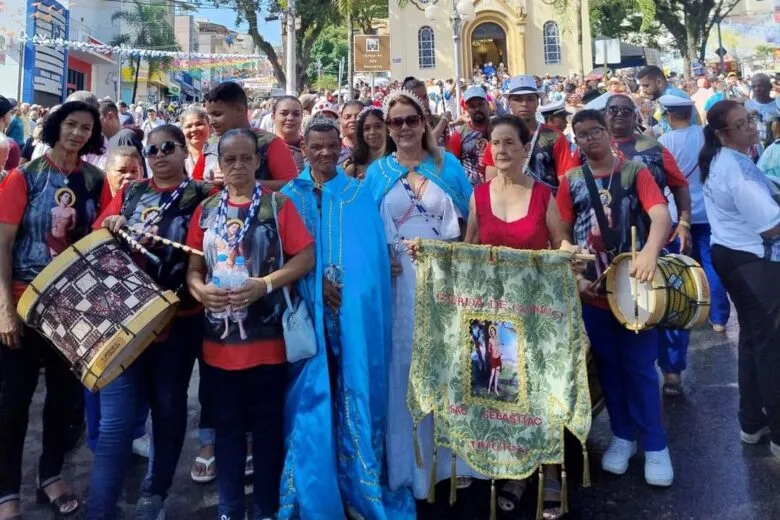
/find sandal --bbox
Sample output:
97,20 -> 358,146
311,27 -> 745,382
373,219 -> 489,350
36,485 -> 80,517
497,479 -> 528,512
455,476 -> 473,489
541,477 -> 563,520
190,456 -> 216,483
663,382 -> 683,396
245,454 -> 254,477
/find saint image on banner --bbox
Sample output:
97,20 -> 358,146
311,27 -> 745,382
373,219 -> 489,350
48,187 -> 76,257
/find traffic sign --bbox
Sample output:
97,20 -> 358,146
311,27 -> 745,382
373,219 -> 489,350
715,47 -> 728,57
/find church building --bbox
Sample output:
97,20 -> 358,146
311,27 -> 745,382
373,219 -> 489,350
388,0 -> 593,80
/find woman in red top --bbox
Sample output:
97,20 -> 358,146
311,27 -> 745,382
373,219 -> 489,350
465,115 -> 566,251
464,114 -> 569,520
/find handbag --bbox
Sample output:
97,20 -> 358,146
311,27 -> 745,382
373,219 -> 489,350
271,193 -> 318,363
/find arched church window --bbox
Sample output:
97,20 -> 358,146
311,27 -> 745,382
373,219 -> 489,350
418,26 -> 436,69
543,21 -> 561,65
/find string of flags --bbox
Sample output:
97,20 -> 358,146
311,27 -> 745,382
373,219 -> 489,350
18,33 -> 264,60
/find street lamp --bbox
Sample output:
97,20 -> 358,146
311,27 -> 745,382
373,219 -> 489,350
425,0 -> 475,117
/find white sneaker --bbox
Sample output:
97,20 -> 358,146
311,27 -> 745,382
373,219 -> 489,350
741,426 -> 770,444
644,447 -> 674,487
601,437 -> 637,475
133,433 -> 151,459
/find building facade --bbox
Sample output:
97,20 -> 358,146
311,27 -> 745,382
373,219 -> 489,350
388,0 -> 592,80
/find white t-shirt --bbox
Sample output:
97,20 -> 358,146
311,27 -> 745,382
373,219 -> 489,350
659,125 -> 707,224
703,147 -> 780,259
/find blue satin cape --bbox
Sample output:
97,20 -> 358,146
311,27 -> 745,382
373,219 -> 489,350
363,151 -> 473,215
280,168 -> 415,519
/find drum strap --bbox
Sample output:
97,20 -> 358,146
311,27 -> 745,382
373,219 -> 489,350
581,163 -> 618,253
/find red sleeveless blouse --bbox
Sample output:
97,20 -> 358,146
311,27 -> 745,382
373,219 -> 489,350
475,180 -> 552,250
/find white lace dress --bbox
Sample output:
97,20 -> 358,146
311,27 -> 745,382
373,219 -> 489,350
381,179 -> 485,499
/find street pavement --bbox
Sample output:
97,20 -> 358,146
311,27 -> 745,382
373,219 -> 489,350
15,310 -> 780,520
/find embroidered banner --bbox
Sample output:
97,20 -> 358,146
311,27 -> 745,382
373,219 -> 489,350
409,240 -> 592,480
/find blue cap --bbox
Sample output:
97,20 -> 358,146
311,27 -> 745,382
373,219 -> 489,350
235,256 -> 245,266
463,85 -> 487,102
217,252 -> 228,261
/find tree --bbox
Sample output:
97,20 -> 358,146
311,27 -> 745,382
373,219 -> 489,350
331,0 -> 387,98
307,25 -> 348,81
110,1 -> 180,104
636,0 -> 741,73
589,0 -> 662,48
218,0 -> 340,92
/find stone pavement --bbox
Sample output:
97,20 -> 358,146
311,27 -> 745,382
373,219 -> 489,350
15,311 -> 780,520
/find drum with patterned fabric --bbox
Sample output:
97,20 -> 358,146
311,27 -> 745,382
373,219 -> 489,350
17,229 -> 180,391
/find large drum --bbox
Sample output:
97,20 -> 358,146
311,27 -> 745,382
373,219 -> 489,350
17,229 -> 180,391
606,253 -> 710,332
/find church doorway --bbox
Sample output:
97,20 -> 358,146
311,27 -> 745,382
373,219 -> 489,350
470,22 -> 508,76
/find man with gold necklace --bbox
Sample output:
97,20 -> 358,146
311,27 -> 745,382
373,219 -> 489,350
279,116 -> 415,519
556,109 -> 675,488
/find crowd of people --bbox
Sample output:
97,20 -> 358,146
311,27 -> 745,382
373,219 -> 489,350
0,61 -> 777,520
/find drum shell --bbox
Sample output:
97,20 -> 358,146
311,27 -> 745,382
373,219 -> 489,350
17,229 -> 180,391
606,253 -> 710,332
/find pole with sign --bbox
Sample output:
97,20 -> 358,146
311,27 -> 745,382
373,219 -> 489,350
354,35 -> 391,74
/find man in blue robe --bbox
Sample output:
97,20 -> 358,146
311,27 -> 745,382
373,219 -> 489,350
279,117 -> 415,519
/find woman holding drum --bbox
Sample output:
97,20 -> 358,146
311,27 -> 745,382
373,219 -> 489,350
86,124 -> 217,520
185,128 -> 314,520
699,100 -> 780,457
0,100 -> 106,519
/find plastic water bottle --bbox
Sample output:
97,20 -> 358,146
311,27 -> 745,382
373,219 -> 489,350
209,252 -> 230,319
229,256 -> 250,322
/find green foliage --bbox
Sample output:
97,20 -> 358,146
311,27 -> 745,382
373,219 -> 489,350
110,0 -> 179,103
307,25 -> 348,80
312,75 -> 339,91
589,0 -> 661,48
755,44 -> 777,59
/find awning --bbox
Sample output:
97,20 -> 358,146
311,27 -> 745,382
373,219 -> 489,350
69,48 -> 115,66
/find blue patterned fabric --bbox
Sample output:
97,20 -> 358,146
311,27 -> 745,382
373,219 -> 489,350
280,167 -> 415,519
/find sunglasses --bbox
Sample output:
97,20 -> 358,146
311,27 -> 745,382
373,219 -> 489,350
142,141 -> 182,158
386,115 -> 422,130
607,106 -> 635,117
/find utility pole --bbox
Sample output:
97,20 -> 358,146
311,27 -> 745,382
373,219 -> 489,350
285,0 -> 296,95
450,0 -> 462,117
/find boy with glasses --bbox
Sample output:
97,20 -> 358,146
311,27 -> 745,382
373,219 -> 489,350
556,109 -> 675,488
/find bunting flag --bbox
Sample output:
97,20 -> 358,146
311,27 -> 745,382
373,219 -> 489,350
16,33 -> 264,60
409,240 -> 592,481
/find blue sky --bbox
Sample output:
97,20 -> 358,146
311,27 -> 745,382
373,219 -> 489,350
196,7 -> 281,46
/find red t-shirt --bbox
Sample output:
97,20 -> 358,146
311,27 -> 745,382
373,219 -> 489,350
265,136 -> 299,182
475,181 -> 552,250
185,190 -> 313,370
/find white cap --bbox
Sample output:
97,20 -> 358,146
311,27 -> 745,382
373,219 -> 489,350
538,99 -> 570,117
584,92 -> 612,111
658,94 -> 694,108
312,99 -> 339,118
507,75 -> 540,96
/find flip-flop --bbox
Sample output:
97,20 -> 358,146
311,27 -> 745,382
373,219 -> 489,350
663,382 -> 683,396
455,477 -> 473,489
245,455 -> 254,477
190,456 -> 216,483
497,479 -> 528,512
542,477 -> 563,520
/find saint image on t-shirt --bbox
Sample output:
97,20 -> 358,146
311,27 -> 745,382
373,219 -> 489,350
48,187 -> 77,257
216,218 -> 245,267
134,206 -> 162,243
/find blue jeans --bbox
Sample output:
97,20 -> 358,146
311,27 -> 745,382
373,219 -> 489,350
206,362 -> 286,520
86,316 -> 199,520
583,304 -> 667,451
84,389 -> 149,452
691,223 -> 730,326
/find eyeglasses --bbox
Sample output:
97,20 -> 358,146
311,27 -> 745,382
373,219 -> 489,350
142,141 -> 182,158
725,114 -> 758,132
574,127 -> 607,142
607,106 -> 635,116
386,115 -> 422,130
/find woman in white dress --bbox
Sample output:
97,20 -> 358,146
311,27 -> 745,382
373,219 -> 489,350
364,90 -> 474,503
